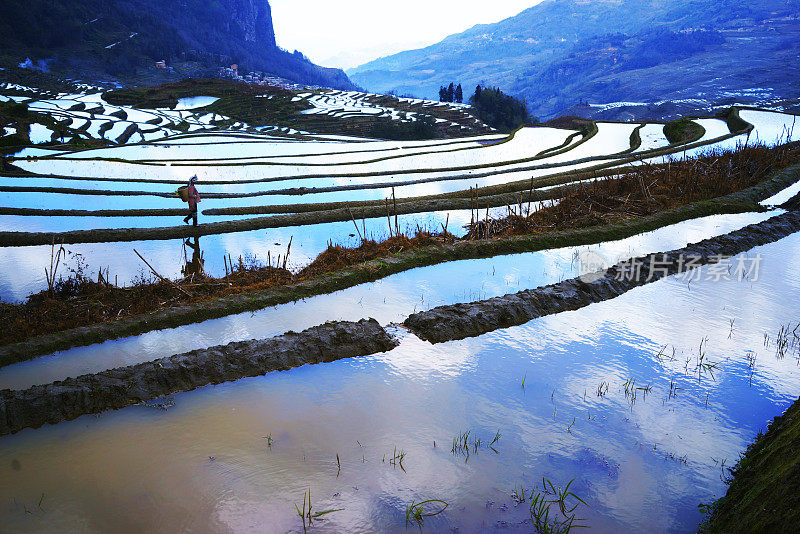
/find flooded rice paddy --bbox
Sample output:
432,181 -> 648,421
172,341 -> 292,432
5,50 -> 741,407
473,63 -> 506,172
0,210 -> 779,389
2,105 -> 799,301
1,231 -> 798,532
3,88 -> 800,532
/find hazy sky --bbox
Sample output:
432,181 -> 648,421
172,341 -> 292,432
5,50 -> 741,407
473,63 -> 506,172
269,1 -> 541,70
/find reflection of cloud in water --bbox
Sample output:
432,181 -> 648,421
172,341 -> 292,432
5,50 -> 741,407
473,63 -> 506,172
524,239 -> 800,479
377,330 -> 480,379
0,206 -> 538,300
0,211 -> 783,390
1,236 -> 799,532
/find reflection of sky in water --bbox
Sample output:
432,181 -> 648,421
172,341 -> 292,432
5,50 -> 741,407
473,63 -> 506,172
635,124 -> 671,152
6,113 -> 795,215
1,231 -> 798,533
0,213 -> 260,232
2,167 -> 574,209
694,118 -> 730,140
648,112 -> 799,164
0,207 -> 775,303
10,124 -> 632,189
0,204 -> 519,302
739,110 -> 800,145
0,211 -> 779,388
59,135 -> 500,162
4,168 -> 796,302
3,93 -> 799,532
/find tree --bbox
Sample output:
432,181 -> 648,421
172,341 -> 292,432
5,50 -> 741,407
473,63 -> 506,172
468,85 -> 530,132
454,84 -> 463,103
447,83 -> 455,102
439,86 -> 447,102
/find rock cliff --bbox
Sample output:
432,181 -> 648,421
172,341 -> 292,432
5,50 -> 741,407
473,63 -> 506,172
0,0 -> 355,90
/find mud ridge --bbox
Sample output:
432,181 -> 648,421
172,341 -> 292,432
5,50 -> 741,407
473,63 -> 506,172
0,319 -> 397,437
404,210 -> 800,343
0,207 -> 188,217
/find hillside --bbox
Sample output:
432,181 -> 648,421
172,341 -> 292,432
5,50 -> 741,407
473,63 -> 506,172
349,0 -> 800,119
0,0 -> 355,90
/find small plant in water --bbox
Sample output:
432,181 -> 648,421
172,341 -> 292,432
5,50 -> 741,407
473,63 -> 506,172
696,353 -> 720,382
490,430 -> 501,448
774,323 -> 800,358
667,379 -> 683,400
506,482 -> 528,505
664,450 -> 689,464
745,350 -> 758,386
295,489 -> 342,533
451,429 -> 501,458
623,377 -> 636,397
404,499 -> 448,532
388,446 -> 406,471
636,384 -> 653,402
528,477 -> 588,533
655,344 -> 677,362
452,430 -> 471,456
44,241 -> 66,296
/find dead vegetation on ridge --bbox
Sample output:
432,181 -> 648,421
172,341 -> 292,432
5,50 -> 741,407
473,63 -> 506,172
467,142 -> 800,239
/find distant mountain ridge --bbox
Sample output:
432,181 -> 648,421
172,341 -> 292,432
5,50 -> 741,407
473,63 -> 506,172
0,0 -> 355,90
350,0 -> 800,119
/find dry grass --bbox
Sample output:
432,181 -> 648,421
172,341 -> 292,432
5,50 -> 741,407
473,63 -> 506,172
0,234 -> 453,345
466,142 -> 800,239
0,260 -> 292,345
297,232 -> 450,278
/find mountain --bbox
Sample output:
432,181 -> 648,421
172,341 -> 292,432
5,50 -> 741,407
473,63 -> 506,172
0,0 -> 355,90
349,0 -> 800,119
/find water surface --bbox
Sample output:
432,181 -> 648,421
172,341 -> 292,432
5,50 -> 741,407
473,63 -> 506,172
1,233 -> 798,532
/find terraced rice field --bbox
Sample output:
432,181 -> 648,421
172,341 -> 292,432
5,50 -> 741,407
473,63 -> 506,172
2,86 -> 800,532
1,90 -> 798,300
299,89 -> 478,128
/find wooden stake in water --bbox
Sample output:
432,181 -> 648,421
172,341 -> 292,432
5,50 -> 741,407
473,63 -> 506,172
348,208 -> 363,241
385,198 -> 393,238
283,236 -> 293,270
134,249 -> 192,297
392,187 -> 399,237
527,177 -> 534,216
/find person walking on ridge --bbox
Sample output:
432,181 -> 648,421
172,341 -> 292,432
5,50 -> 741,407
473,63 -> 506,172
183,175 -> 201,226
